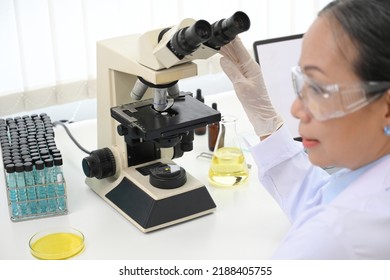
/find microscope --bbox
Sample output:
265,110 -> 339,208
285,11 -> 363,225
82,11 -> 250,232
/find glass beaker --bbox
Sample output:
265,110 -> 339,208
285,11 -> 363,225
208,115 -> 249,187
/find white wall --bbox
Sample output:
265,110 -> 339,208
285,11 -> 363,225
0,0 -> 332,121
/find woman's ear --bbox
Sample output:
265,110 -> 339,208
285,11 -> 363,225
385,90 -> 390,125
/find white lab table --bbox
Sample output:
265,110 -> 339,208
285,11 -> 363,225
0,91 -> 290,260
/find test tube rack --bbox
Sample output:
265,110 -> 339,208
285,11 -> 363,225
1,114 -> 68,222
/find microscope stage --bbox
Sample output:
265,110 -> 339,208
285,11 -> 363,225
111,94 -> 220,141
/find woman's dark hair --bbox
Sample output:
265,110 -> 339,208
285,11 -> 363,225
319,0 -> 390,81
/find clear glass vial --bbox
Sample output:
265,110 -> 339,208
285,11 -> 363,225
34,160 -> 48,213
208,115 -> 249,187
15,162 -> 29,215
44,158 -> 58,212
54,157 -> 67,211
5,163 -> 19,217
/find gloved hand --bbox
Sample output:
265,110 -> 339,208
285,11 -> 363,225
220,36 -> 284,138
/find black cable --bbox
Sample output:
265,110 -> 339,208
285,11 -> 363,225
52,121 -> 91,155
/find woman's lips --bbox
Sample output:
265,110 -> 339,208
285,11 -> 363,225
302,138 -> 320,148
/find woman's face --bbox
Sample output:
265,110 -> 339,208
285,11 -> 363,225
291,15 -> 390,169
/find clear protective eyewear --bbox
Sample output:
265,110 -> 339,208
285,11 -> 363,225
291,66 -> 390,121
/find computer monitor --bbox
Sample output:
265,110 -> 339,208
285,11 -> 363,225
253,34 -> 303,137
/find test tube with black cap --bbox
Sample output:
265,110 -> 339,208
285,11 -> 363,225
5,164 -> 19,217
15,162 -> 29,216
54,157 -> 66,211
44,158 -> 58,212
34,160 -> 48,213
24,162 -> 38,215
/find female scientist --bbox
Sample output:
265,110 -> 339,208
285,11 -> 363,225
220,0 -> 390,259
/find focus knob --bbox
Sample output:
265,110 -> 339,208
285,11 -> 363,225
82,147 -> 116,179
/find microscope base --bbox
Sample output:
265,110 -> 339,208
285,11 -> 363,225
85,163 -> 216,232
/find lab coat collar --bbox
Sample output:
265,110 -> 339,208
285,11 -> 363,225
331,154 -> 390,207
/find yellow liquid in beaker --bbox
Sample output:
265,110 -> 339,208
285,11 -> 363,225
30,232 -> 85,260
208,147 -> 249,187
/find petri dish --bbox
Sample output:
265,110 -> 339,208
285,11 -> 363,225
29,227 -> 85,260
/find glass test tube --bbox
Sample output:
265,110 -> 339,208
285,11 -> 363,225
24,162 -> 38,215
44,158 -> 58,212
5,164 -> 19,217
15,162 -> 29,216
54,157 -> 66,211
34,160 -> 48,213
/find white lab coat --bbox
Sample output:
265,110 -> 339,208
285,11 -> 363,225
250,125 -> 390,259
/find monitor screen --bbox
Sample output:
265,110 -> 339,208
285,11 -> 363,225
253,34 -> 303,137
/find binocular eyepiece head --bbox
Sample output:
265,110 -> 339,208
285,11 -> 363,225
166,11 -> 251,59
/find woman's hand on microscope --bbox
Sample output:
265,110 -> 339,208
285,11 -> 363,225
220,36 -> 284,138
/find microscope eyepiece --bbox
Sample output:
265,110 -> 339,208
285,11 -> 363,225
205,11 -> 251,49
169,19 -> 212,59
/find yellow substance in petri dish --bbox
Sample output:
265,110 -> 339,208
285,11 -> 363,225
30,232 -> 85,260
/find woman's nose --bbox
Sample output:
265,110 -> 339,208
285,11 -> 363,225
291,98 -> 311,123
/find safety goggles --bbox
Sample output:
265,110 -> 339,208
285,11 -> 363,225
291,66 -> 390,121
